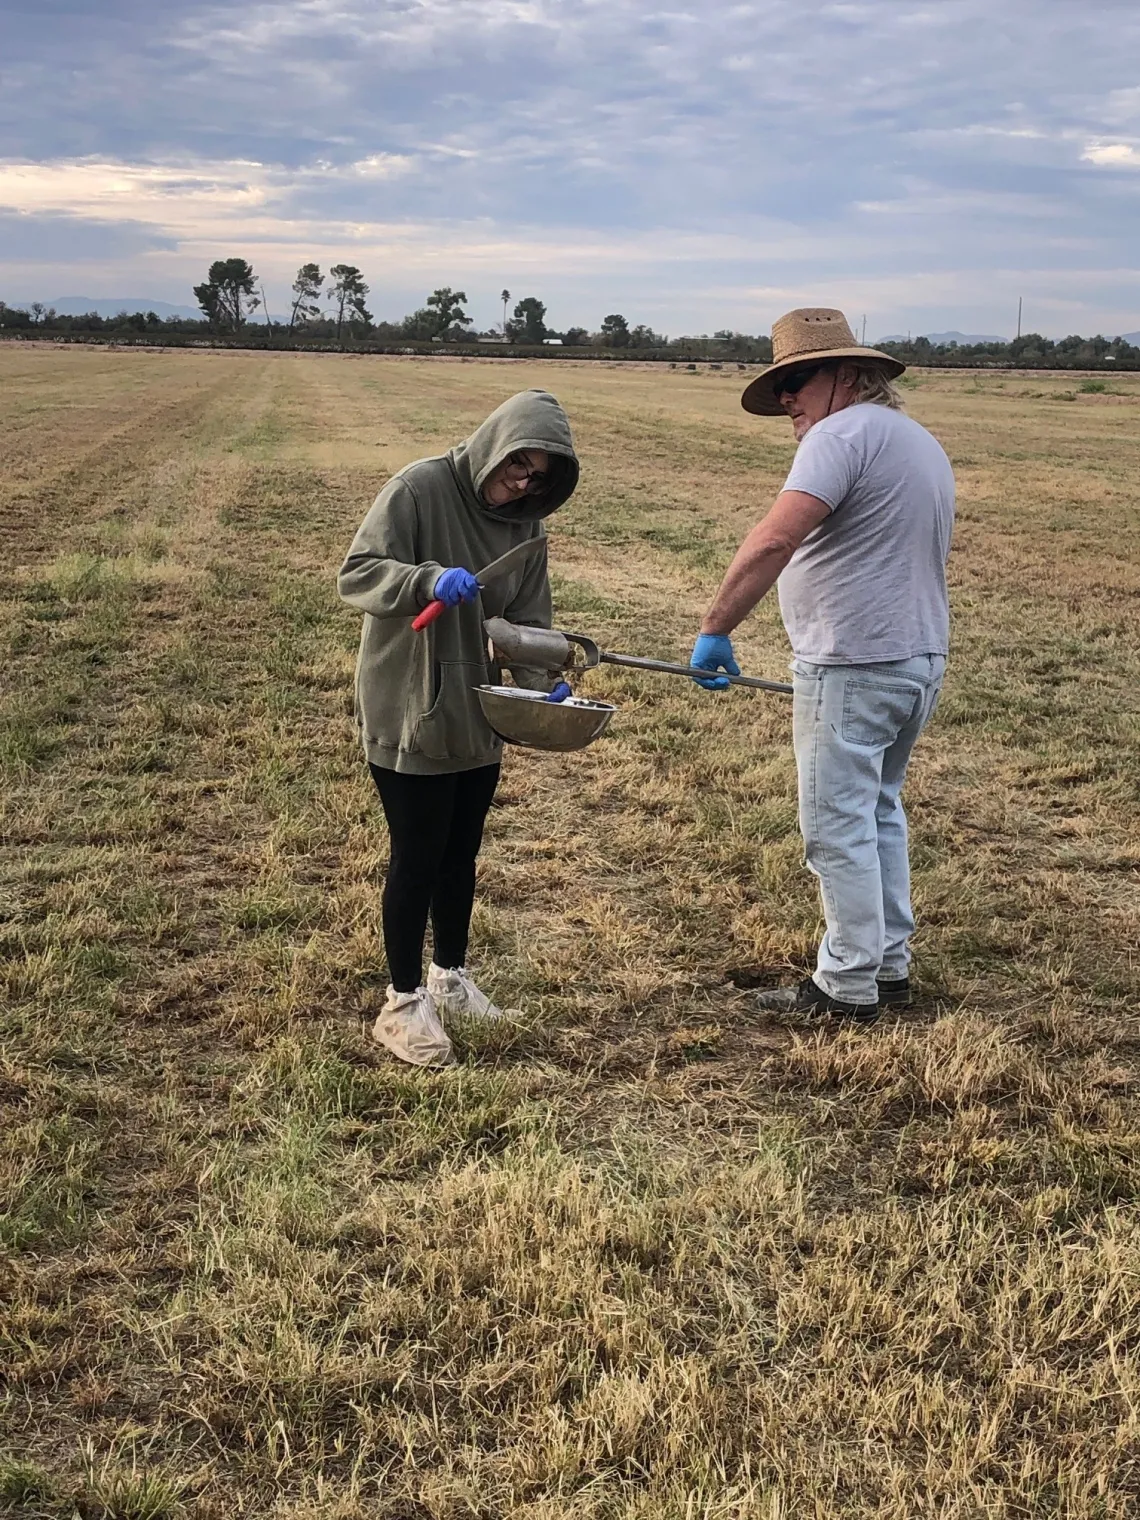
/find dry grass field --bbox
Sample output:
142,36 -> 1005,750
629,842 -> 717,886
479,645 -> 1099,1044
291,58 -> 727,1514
1,345 -> 1139,1519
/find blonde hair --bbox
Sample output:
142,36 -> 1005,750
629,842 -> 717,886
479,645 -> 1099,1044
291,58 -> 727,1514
848,362 -> 905,410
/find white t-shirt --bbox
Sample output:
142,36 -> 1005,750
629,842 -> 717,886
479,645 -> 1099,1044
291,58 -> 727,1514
778,403 -> 955,665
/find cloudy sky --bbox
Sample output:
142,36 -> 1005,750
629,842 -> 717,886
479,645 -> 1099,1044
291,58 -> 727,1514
2,0 -> 1139,337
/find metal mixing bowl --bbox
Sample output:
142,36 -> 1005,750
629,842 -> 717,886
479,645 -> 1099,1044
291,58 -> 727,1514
475,685 -> 616,752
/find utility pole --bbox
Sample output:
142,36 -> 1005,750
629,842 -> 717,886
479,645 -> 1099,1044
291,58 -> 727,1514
861,314 -> 867,345
1016,296 -> 1022,340
260,282 -> 273,330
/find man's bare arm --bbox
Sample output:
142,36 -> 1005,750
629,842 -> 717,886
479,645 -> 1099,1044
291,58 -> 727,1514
700,490 -> 832,636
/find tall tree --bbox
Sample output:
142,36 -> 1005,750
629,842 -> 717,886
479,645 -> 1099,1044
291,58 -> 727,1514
327,265 -> 372,339
0,303 -> 33,329
426,287 -> 471,338
400,307 -> 438,341
288,263 -> 324,329
630,323 -> 665,347
193,258 -> 260,330
500,288 -> 510,334
193,282 -> 221,329
600,313 -> 630,347
508,297 -> 547,345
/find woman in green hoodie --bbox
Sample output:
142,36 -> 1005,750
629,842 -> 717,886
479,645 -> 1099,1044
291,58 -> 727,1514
338,390 -> 579,1066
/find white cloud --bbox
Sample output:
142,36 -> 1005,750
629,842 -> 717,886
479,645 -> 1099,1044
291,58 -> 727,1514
854,185 -> 1070,221
0,153 -> 789,268
0,155 -> 416,229
0,153 -> 825,327
1082,142 -> 1140,166
941,125 -> 1051,141
5,1 -> 1140,334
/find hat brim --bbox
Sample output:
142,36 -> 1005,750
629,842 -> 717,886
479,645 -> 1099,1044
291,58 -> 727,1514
741,348 -> 906,417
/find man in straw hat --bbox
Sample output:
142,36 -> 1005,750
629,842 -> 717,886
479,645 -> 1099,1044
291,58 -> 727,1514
690,308 -> 955,1021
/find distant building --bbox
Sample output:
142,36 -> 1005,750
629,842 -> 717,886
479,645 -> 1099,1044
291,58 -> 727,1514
478,334 -> 509,344
543,338 -> 563,346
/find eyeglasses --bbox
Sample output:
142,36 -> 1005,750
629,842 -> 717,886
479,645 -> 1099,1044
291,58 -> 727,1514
503,452 -> 550,495
775,363 -> 827,398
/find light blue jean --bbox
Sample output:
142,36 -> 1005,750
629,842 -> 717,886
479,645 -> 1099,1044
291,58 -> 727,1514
791,655 -> 946,1004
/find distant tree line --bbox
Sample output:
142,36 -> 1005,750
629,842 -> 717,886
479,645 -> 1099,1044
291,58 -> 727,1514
3,257 -> 1138,369
876,332 -> 1140,370
0,303 -> 185,334
0,256 -> 774,355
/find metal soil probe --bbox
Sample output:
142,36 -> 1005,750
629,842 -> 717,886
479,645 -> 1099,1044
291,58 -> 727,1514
485,618 -> 793,695
477,618 -> 792,752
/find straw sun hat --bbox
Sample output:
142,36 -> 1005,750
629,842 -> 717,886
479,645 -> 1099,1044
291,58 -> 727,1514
741,307 -> 906,416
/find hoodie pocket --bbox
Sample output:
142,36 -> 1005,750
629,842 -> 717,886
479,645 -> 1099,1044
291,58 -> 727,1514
412,661 -> 496,762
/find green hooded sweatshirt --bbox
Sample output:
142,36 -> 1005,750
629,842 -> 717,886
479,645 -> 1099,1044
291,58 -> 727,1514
337,389 -> 579,775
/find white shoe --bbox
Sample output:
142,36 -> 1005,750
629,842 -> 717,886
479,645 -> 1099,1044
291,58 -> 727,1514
427,963 -> 505,1022
371,987 -> 453,1066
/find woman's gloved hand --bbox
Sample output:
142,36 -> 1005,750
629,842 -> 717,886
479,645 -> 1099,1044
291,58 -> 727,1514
545,681 -> 573,704
432,567 -> 480,607
690,632 -> 740,691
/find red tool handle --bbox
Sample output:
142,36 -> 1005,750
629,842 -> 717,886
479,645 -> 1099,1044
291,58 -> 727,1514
412,598 -> 448,632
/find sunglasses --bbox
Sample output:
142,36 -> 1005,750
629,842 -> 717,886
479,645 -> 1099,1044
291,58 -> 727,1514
775,363 -> 828,398
503,452 -> 551,495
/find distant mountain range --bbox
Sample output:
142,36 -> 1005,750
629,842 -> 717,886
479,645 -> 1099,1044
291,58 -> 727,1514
1,295 -> 271,322
879,328 -> 1140,346
2,295 -> 203,320
878,331 -> 1006,345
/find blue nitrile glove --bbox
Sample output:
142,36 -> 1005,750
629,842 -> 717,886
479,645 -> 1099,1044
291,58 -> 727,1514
690,632 -> 740,691
545,681 -> 573,703
432,567 -> 481,607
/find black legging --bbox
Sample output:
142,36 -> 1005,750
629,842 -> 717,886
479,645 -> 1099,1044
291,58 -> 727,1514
370,763 -> 501,993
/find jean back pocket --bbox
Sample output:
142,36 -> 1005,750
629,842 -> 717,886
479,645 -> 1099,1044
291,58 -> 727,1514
841,677 -> 923,747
